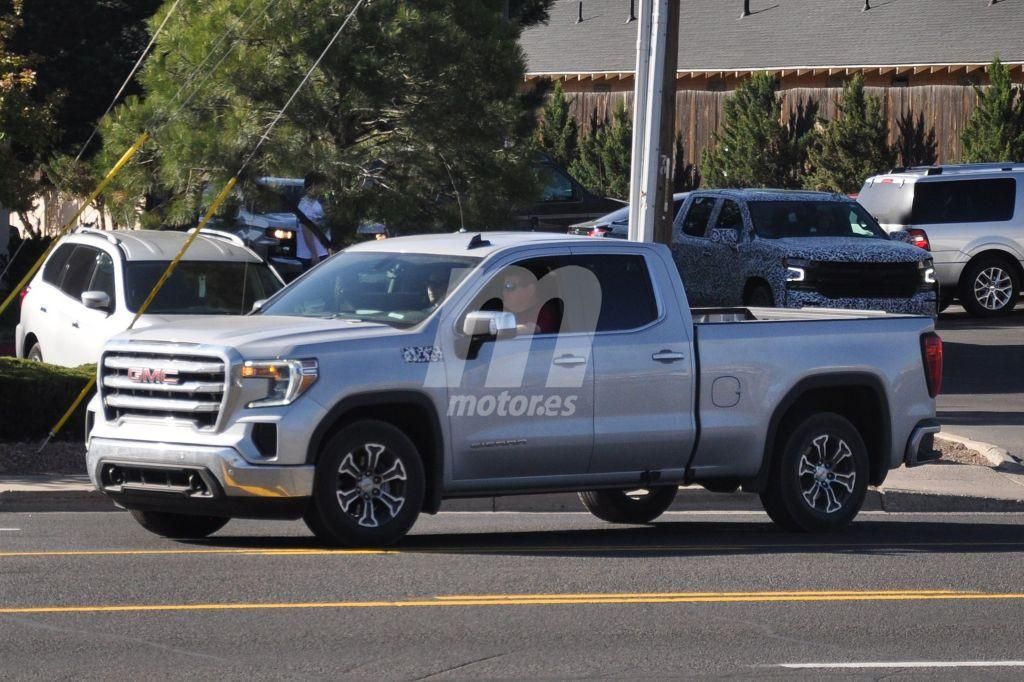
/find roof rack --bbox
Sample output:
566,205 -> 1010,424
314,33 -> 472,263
888,162 -> 1024,176
74,227 -> 121,245
187,228 -> 246,247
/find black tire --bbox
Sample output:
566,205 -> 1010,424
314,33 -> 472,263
129,510 -> 229,539
958,256 -> 1020,317
759,412 -> 869,533
27,342 -> 43,362
937,291 -> 954,314
304,420 -> 425,547
578,486 -> 677,524
744,283 -> 774,307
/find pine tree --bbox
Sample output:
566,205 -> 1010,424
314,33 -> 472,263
701,73 -> 802,189
569,98 -> 632,199
961,58 -> 1024,163
536,80 -> 578,169
97,0 -> 555,235
806,75 -> 896,194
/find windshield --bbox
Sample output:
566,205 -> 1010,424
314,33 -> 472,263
260,252 -> 480,327
126,261 -> 283,315
748,201 -> 889,239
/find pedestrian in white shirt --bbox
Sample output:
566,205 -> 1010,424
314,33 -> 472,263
296,174 -> 329,267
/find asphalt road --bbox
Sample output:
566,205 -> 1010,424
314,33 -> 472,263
3,510 -> 1024,679
937,302 -> 1024,457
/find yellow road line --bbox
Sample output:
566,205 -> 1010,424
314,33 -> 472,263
3,591 -> 1024,615
3,540 -> 1024,559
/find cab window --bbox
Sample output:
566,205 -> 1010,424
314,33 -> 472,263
681,196 -> 716,237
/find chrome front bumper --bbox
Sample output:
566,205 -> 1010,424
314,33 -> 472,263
88,437 -> 315,500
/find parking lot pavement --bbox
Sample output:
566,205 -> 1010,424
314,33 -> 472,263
936,303 -> 1024,459
3,510 -> 1024,678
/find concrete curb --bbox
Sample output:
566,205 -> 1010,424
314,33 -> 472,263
3,485 -> 1023,515
936,432 -> 1022,470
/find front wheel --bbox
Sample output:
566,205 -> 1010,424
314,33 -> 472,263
129,510 -> 229,539
759,412 -> 869,532
578,486 -> 677,524
958,257 -> 1020,317
305,420 -> 425,547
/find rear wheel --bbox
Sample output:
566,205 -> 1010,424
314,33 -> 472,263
958,256 -> 1020,317
759,412 -> 869,532
27,342 -> 42,362
129,510 -> 229,539
305,420 -> 425,547
578,486 -> 677,524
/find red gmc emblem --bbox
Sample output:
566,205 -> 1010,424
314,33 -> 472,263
127,367 -> 180,385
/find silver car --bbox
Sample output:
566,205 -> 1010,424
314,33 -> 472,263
859,164 -> 1024,316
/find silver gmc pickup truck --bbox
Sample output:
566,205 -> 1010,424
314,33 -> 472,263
86,232 -> 943,546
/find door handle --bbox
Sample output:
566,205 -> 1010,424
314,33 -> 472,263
553,354 -> 587,367
652,349 -> 686,363
71,321 -> 80,328
39,306 -> 47,313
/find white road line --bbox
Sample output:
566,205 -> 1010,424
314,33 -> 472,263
781,661 -> 1024,669
0,528 -> 21,532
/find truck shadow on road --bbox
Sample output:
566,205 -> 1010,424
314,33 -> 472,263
187,518 -> 1024,558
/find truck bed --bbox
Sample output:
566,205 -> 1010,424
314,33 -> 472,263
693,306 -> 900,324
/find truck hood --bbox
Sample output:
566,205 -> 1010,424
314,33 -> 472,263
114,315 -> 399,354
768,237 -> 927,263
238,211 -> 299,230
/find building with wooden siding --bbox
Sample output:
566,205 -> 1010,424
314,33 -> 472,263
520,0 -> 1024,166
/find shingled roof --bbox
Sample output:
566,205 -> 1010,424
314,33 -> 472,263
520,0 -> 1024,77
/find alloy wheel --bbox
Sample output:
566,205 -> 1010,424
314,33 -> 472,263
973,266 -> 1014,311
798,434 -> 857,514
335,443 -> 407,528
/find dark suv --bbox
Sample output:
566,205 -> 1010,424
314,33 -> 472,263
671,189 -> 937,315
513,157 -> 624,232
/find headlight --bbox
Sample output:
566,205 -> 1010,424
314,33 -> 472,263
923,266 -> 937,285
242,359 -> 318,408
785,266 -> 806,282
270,228 -> 294,241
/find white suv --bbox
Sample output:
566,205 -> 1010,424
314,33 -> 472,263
859,164 -> 1024,316
16,229 -> 285,367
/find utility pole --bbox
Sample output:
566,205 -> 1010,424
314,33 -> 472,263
628,0 -> 679,245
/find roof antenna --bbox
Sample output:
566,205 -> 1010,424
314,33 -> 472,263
740,0 -> 750,18
627,0 -> 636,22
438,152 -> 466,232
467,233 -> 491,249
576,1 -> 583,23
863,0 -> 870,10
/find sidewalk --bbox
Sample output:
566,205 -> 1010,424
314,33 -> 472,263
3,461 -> 1024,514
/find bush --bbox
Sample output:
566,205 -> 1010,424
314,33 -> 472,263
0,358 -> 95,441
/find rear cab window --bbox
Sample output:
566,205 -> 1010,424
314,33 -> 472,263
41,243 -> 75,287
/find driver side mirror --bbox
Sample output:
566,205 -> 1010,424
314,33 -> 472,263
251,299 -> 267,313
81,291 -> 112,314
709,228 -> 740,248
890,230 -> 913,244
463,311 -> 517,340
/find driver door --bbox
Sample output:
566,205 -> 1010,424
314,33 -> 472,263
439,251 -> 595,486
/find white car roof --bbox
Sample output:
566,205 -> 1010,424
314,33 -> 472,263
71,229 -> 262,263
344,231 -> 615,258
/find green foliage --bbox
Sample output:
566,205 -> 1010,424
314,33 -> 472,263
895,110 -> 937,168
0,1 -> 57,216
805,75 -> 896,194
701,73 -> 803,189
98,0 -> 553,236
6,0 -> 163,160
569,98 -> 632,199
961,58 -> 1024,163
536,80 -> 578,169
0,358 -> 94,441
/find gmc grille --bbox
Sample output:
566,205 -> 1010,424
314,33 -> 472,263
100,351 -> 227,429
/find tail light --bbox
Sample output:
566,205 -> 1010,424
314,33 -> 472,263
19,286 -> 30,305
906,228 -> 930,251
589,227 -> 610,238
921,332 -> 943,398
